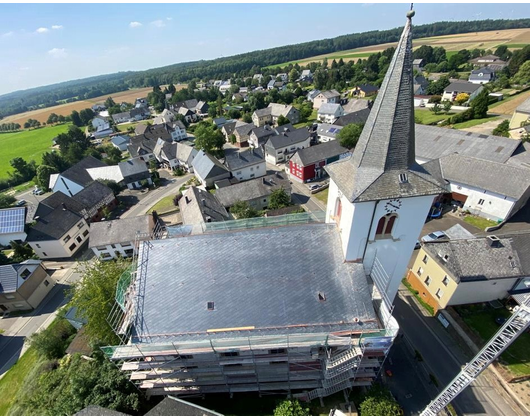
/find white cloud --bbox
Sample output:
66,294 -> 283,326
48,47 -> 67,58
20,67 -> 30,71
166,17 -> 173,21
1,31 -> 14,38
51,25 -> 63,30
129,21 -> 142,28
151,19 -> 166,28
36,27 -> 49,33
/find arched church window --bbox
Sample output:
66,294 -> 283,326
375,214 -> 398,238
385,214 -> 397,234
334,198 -> 342,219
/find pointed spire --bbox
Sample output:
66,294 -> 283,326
326,9 -> 446,203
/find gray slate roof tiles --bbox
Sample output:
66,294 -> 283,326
224,148 -> 265,171
291,141 -> 349,167
89,215 -> 154,248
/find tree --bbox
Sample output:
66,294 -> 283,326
337,123 -> 364,149
70,110 -> 83,127
104,97 -> 116,108
0,193 -> 16,209
431,103 -> 442,115
426,76 -> 450,96
454,93 -> 470,105
28,318 -> 76,359
268,187 -> 291,210
55,125 -> 92,163
97,178 -> 123,195
359,384 -> 402,416
9,157 -> 36,182
230,201 -> 259,219
101,145 -> 122,165
512,61 -> 530,86
273,399 -> 310,416
41,151 -> 69,172
442,101 -> 453,114
68,259 -> 130,345
36,165 -> 56,191
79,108 -> 95,126
242,112 -> 252,123
289,68 -> 300,83
229,134 -> 237,145
276,115 -> 290,126
492,119 -> 510,137
194,123 -> 225,156
10,241 -> 35,263
470,89 -> 489,119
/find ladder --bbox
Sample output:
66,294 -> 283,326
421,294 -> 530,416
324,347 -> 362,378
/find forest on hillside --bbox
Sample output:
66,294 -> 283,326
0,18 -> 529,118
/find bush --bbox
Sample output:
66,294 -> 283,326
172,167 -> 185,176
28,319 -> 76,360
273,399 -> 310,416
428,95 -> 441,104
173,192 -> 183,206
449,108 -> 474,125
359,384 -> 402,416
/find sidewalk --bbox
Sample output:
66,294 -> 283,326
398,284 -> 529,415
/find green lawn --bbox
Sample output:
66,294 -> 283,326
0,125 -> 70,179
414,109 -> 453,125
498,43 -> 529,49
458,306 -> 530,376
463,215 -> 499,230
148,195 -> 178,214
0,347 -> 42,416
452,115 -> 500,129
314,187 -> 329,204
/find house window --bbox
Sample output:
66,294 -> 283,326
435,288 -> 444,299
20,269 -> 31,280
424,276 -> 431,286
96,246 -> 108,251
256,166 -> 260,169
77,222 -> 84,229
42,252 -> 47,257
375,214 -> 398,237
422,255 -> 429,264
83,230 -> 89,237
76,236 -> 82,243
442,276 -> 449,286
63,235 -> 71,243
101,252 -> 111,259
222,351 -> 239,357
250,167 -> 254,171
5,295 -> 15,299
35,244 -> 41,249
478,199 -> 485,205
417,266 -> 424,276
269,349 -> 287,355
44,280 -> 50,287
14,304 -> 25,308
68,243 -> 77,251
236,171 -> 242,175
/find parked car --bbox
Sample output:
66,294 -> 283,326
308,184 -> 321,192
32,189 -> 43,196
421,231 -> 447,242
16,199 -> 26,206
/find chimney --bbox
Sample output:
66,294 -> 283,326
61,203 -> 67,211
201,198 -> 206,206
185,196 -> 190,204
487,235 -> 500,247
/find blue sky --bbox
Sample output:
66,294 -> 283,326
0,3 -> 527,96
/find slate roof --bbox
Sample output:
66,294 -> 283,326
265,127 -> 310,151
326,14 -> 446,203
179,186 -> 230,225
0,261 -> 41,294
319,89 -> 341,99
507,142 -> 530,169
112,111 -> 131,122
118,158 -> 149,177
253,108 -> 272,117
268,103 -> 295,117
215,172 -> 291,208
72,181 -> 114,209
423,153 -> 530,199
334,108 -> 371,127
60,156 -> 108,187
291,141 -> 349,167
132,223 -> 377,344
415,124 -> 520,164
111,135 -> 130,147
318,103 -> 343,115
224,148 -> 265,171
175,142 -> 196,163
26,206 -> 84,242
316,123 -> 342,139
233,122 -> 256,138
356,84 -> 379,94
35,192 -> 84,219
342,99 -> 370,114
146,396 -> 222,416
422,236 -> 524,282
515,98 -> 530,114
251,125 -> 275,141
192,151 -> 230,181
444,81 -> 482,94
89,215 -> 154,248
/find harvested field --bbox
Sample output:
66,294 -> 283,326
489,89 -> 530,115
1,84 -> 186,126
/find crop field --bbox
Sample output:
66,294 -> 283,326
489,89 -> 530,115
0,124 -> 70,178
1,84 -> 186,126
268,28 -> 530,68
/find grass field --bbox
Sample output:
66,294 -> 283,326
452,115 -> 500,130
0,125 -> 70,179
268,28 -> 530,68
1,84 -> 187,126
463,215 -> 499,230
148,195 -> 178,214
314,188 -> 329,204
415,109 -> 454,125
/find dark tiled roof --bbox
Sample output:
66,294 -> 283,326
334,108 -> 371,127
291,141 -> 349,167
146,396 -> 222,416
27,206 -> 83,242
444,81 -> 482,94
36,191 -> 85,219
118,157 -> 149,177
265,127 -> 310,150
192,151 -> 229,181
61,156 -> 107,187
254,108 -> 272,117
89,215 -> 154,248
357,84 -> 379,93
179,186 -> 230,225
72,181 -> 113,209
326,15 -> 446,203
251,125 -> 275,141
224,148 -> 265,171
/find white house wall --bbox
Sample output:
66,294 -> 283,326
29,221 -> 89,259
53,175 -> 84,197
232,163 -> 266,181
92,242 -> 134,260
0,232 -> 27,247
447,278 -> 519,306
450,181 -> 516,221
26,274 -> 56,309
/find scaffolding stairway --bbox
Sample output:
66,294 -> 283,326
324,347 -> 363,378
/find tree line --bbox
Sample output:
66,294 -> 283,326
1,18 -> 528,118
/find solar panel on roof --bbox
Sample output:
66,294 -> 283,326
0,207 -> 25,234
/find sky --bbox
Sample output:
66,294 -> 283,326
0,3 -> 528,96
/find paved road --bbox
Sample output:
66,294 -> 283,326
394,290 -> 518,416
121,174 -> 192,219
289,180 -> 327,213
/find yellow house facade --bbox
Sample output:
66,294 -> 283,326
509,97 -> 530,129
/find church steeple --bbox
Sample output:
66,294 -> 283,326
326,10 -> 445,203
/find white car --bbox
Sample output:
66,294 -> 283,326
308,184 -> 321,192
421,231 -> 447,242
32,188 -> 43,196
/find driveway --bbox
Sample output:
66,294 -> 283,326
456,117 -> 504,135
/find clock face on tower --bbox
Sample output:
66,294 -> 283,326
384,199 -> 402,213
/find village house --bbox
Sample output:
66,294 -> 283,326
221,120 -> 246,142
49,156 -> 109,197
224,148 -> 266,181
92,122 -> 114,139
233,123 -> 256,147
312,89 -> 341,109
307,89 -> 321,102
509,97 -> 530,129
192,150 -> 231,187
175,142 -> 198,173
252,108 -> 273,127
469,54 -> 507,71
179,186 -> 230,227
110,135 -> 130,151
118,158 -> 153,190
91,116 -> 109,130
89,214 -> 156,260
0,260 -> 56,315
351,84 -> 379,98
264,125 -> 311,164
316,123 -> 343,143
412,58 -> 424,72
468,67 -> 495,85
0,207 -> 27,246
442,81 -> 483,102
268,103 -> 300,125
317,103 -> 345,124
298,69 -> 313,82
153,139 -> 179,170
289,141 -> 350,183
248,125 -> 275,148
215,172 -> 291,211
